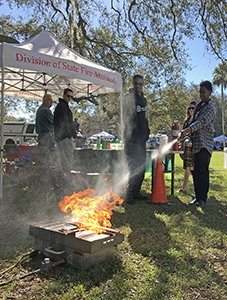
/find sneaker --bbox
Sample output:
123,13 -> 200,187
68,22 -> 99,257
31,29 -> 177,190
189,198 -> 199,205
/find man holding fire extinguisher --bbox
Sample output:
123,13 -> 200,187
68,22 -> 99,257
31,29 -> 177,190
180,81 -> 216,208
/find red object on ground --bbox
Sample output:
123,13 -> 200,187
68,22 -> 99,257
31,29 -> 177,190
107,140 -> 110,149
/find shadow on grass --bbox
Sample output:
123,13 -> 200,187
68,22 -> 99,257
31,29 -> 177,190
186,196 -> 227,234
1,167 -> 226,299
111,195 -> 227,299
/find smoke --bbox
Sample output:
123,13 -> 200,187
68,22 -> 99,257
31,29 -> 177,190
0,169 -> 63,259
91,152 -> 129,198
0,136 -> 179,259
151,139 -> 178,160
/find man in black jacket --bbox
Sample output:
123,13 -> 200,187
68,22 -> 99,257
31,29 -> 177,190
124,75 -> 150,204
54,88 -> 76,175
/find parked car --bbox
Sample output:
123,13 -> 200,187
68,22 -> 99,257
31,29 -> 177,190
0,121 -> 38,146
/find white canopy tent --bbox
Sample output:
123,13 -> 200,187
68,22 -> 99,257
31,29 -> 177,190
0,30 -> 123,198
88,131 -> 115,140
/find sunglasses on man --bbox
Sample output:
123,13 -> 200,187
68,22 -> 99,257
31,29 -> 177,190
67,94 -> 73,99
188,107 -> 195,110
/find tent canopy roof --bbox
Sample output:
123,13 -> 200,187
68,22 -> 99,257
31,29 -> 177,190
88,131 -> 115,140
0,30 -> 122,101
213,135 -> 227,142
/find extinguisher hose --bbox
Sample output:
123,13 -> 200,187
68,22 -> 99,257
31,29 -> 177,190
0,258 -> 65,287
0,268 -> 41,287
0,250 -> 40,280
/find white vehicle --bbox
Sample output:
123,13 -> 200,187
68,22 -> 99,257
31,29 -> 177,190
1,121 -> 38,146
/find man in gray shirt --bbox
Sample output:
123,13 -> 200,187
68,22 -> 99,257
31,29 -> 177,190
36,94 -> 55,150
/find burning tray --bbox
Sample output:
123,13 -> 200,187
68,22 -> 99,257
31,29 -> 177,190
29,221 -> 124,270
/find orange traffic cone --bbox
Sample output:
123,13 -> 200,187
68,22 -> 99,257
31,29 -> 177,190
151,155 -> 168,204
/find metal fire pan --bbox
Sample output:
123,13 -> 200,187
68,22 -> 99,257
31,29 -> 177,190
29,221 -> 124,254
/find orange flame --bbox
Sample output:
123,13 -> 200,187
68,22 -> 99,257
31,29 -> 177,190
59,187 -> 124,234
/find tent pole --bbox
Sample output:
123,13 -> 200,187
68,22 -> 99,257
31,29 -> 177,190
0,47 -> 4,199
120,90 -> 123,142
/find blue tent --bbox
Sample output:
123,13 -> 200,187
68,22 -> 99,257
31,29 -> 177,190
88,131 -> 115,140
213,135 -> 227,142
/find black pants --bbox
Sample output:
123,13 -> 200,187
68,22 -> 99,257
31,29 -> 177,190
125,141 -> 146,195
191,148 -> 211,202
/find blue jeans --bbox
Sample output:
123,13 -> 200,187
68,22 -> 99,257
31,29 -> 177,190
191,148 -> 211,202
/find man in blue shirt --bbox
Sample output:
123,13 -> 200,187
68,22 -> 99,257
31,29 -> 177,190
180,81 -> 216,207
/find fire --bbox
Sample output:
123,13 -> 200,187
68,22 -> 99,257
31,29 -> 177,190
59,187 -> 124,234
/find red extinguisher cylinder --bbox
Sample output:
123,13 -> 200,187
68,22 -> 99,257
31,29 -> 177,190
171,121 -> 180,151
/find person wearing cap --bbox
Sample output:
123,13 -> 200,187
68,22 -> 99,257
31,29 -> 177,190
54,88 -> 76,175
36,93 -> 55,150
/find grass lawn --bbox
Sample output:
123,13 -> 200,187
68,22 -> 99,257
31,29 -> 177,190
0,151 -> 227,299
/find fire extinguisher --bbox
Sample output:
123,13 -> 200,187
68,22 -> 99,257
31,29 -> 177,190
183,138 -> 193,170
171,120 -> 180,151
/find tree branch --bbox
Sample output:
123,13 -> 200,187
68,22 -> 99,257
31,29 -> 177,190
111,0 -> 121,30
73,95 -> 99,106
128,0 -> 147,36
216,3 -> 227,40
47,0 -> 67,20
74,5 -> 121,56
199,1 -> 223,61
169,0 -> 178,61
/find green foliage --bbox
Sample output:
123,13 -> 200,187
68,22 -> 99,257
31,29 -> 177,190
147,82 -> 200,134
213,62 -> 227,137
1,0 -> 227,137
213,62 -> 227,88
